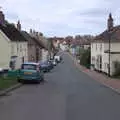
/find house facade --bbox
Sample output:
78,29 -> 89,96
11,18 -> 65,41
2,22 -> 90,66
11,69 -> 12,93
0,11 -> 28,69
0,29 -> 11,70
69,44 -> 76,56
21,30 -> 44,62
59,41 -> 69,51
91,13 -> 120,76
29,30 -> 48,62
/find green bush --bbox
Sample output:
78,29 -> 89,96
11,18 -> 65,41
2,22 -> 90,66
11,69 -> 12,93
80,49 -> 91,68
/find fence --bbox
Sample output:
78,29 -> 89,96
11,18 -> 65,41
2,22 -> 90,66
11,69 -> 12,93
0,70 -> 19,78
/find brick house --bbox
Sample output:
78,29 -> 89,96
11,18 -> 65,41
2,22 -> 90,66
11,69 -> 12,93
21,30 -> 45,62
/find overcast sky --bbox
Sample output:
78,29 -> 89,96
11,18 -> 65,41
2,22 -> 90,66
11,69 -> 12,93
0,0 -> 120,37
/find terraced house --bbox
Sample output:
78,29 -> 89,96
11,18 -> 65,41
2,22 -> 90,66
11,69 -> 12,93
0,28 -> 11,70
29,30 -> 49,62
91,13 -> 120,76
0,10 -> 28,70
21,30 -> 45,62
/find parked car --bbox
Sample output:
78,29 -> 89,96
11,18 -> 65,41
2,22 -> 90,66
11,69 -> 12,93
48,60 -> 54,69
39,61 -> 51,72
54,55 -> 62,63
49,59 -> 57,66
17,62 -> 44,83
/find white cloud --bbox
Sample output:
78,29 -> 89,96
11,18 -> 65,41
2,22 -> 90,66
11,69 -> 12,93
0,0 -> 120,37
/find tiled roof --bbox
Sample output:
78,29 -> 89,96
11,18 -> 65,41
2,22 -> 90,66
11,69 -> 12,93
38,36 -> 48,50
21,31 -> 44,48
0,23 -> 27,42
32,37 -> 45,49
94,25 -> 120,43
70,38 -> 91,45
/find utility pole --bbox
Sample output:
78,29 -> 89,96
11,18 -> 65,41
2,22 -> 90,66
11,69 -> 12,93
108,31 -> 111,77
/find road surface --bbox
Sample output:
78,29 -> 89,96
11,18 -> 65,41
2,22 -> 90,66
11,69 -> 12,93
0,52 -> 120,120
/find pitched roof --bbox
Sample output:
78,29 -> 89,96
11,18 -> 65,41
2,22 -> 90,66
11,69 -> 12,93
38,36 -> 48,50
70,38 -> 91,46
94,25 -> 120,43
21,31 -> 45,48
0,23 -> 27,42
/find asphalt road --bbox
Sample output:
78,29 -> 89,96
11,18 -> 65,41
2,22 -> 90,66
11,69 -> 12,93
0,52 -> 120,120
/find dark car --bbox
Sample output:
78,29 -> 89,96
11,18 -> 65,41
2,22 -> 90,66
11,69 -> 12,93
48,61 -> 54,69
49,59 -> 57,66
39,61 -> 51,72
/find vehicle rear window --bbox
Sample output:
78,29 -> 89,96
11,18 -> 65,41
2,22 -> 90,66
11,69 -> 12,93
21,64 -> 37,70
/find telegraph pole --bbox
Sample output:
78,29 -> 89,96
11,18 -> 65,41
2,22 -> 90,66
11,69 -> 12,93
108,31 -> 111,77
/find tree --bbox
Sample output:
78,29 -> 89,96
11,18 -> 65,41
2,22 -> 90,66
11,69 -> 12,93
80,48 -> 91,68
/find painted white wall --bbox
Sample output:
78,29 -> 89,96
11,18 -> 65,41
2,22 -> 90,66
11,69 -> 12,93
91,42 -> 120,75
83,45 -> 90,50
91,42 -> 108,72
0,30 -> 11,70
60,44 -> 68,51
11,41 -> 28,69
41,49 -> 49,61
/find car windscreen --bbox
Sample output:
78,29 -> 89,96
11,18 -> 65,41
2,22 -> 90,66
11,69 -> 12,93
40,61 -> 48,65
21,64 -> 37,70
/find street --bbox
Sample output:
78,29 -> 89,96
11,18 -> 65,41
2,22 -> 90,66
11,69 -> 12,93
0,52 -> 120,120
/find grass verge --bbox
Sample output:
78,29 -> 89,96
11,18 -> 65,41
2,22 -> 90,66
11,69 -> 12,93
0,76 -> 18,90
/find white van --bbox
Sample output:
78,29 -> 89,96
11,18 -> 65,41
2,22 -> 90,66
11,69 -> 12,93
54,55 -> 61,63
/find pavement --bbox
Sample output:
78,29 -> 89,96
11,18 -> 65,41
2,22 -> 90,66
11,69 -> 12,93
0,52 -> 120,120
68,52 -> 120,93
0,83 -> 22,96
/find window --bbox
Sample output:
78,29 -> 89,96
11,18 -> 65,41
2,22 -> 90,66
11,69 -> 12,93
99,55 -> 102,69
21,64 -> 37,70
92,56 -> 95,63
91,44 -> 93,48
20,44 -> 22,52
104,63 -> 108,69
96,44 -> 97,50
100,43 -> 102,51
11,44 -> 14,54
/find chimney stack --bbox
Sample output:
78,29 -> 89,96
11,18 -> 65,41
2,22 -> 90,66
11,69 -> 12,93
30,29 -> 32,34
39,32 -> 43,36
0,8 -> 5,25
107,13 -> 113,31
17,20 -> 21,31
33,30 -> 36,37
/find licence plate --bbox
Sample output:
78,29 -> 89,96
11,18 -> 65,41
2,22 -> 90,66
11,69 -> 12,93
24,72 -> 32,75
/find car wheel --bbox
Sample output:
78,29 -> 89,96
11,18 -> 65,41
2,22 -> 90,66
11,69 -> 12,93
37,80 -> 40,84
42,77 -> 44,81
21,80 -> 24,84
18,79 -> 24,84
17,79 -> 21,83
